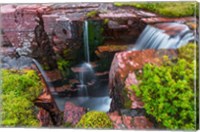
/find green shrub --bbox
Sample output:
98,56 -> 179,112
0,69 -> 43,127
76,111 -> 113,129
115,2 -> 197,17
131,44 -> 197,130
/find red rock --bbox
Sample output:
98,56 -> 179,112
142,17 -> 196,24
153,23 -> 191,36
109,49 -> 177,111
133,116 -> 154,129
99,12 -> 137,19
64,102 -> 87,126
45,69 -> 62,82
122,116 -> 133,129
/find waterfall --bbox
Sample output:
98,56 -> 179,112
83,20 -> 90,62
78,62 -> 95,97
77,20 -> 96,97
32,59 -> 53,89
132,23 -> 194,50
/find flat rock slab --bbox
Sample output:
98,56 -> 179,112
64,102 -> 87,126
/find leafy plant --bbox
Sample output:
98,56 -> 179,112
131,44 -> 197,130
0,69 -> 43,127
76,111 -> 113,129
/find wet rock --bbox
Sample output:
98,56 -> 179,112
109,49 -> 177,111
153,23 -> 192,36
45,70 -> 63,82
108,111 -> 153,129
64,102 -> 87,126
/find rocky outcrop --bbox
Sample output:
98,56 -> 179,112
109,49 -> 178,111
108,111 -> 154,129
63,102 -> 87,126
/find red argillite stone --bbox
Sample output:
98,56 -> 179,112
108,112 -> 154,129
109,49 -> 177,111
133,116 -> 154,129
64,102 -> 87,126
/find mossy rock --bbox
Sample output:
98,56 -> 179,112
115,2 -> 197,17
76,111 -> 113,129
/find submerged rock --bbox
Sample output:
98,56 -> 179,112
63,102 -> 87,126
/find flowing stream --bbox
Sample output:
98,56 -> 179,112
132,23 -> 194,50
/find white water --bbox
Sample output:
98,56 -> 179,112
32,59 -> 53,89
132,23 -> 194,50
78,62 -> 96,97
83,20 -> 90,62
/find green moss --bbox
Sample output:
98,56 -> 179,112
103,19 -> 109,24
115,2 -> 197,17
57,58 -> 72,78
0,69 -> 43,127
76,111 -> 113,129
122,89 -> 132,109
86,11 -> 99,18
130,44 -> 197,130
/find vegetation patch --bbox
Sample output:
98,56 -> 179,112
76,111 -> 113,129
131,43 -> 197,130
86,11 -> 99,18
115,2 -> 198,17
0,69 -> 43,127
57,58 -> 72,78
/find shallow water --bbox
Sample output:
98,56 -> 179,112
55,96 -> 111,112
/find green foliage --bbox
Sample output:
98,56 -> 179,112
131,44 -> 197,130
0,69 -> 43,127
76,111 -> 113,129
86,11 -> 99,18
115,2 -> 197,17
57,58 -> 72,78
122,89 -> 132,109
178,43 -> 197,62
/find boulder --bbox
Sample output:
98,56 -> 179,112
63,102 -> 87,126
109,49 -> 177,111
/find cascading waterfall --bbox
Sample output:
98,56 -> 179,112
78,20 -> 95,97
83,20 -> 90,62
132,23 -> 194,50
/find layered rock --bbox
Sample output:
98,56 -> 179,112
109,49 -> 178,111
